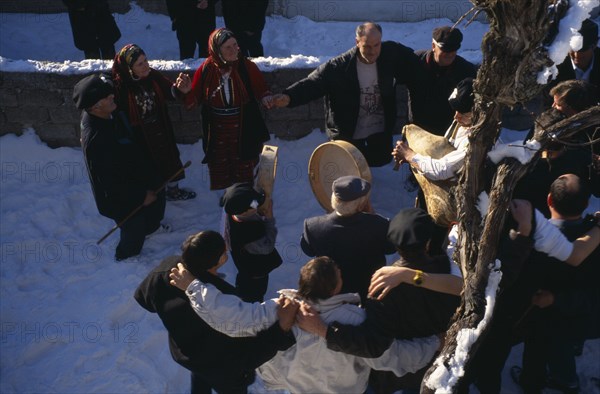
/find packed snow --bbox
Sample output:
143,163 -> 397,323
1,3 -> 599,394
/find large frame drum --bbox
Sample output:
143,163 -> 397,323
308,140 -> 372,212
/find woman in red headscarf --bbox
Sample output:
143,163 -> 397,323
112,44 -> 196,201
176,28 -> 274,190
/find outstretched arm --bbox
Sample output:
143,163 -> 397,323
532,208 -> 600,266
169,263 -> 279,337
368,266 -> 463,300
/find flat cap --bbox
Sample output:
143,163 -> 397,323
387,208 -> 434,250
432,26 -> 463,52
220,182 -> 265,215
579,19 -> 599,50
72,74 -> 113,110
332,176 -> 371,202
448,77 -> 474,114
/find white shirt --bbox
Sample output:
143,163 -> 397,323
354,60 -> 385,140
570,52 -> 595,83
411,123 -> 471,181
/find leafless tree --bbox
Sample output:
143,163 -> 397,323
421,1 -> 600,392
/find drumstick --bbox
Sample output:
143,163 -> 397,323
392,158 -> 404,171
392,133 -> 408,171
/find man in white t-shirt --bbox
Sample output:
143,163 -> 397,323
268,22 -> 427,167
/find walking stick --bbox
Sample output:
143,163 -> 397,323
96,161 -> 192,245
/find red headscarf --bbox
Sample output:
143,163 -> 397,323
201,28 -> 249,106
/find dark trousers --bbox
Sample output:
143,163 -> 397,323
236,31 -> 264,57
191,371 -> 251,394
176,25 -> 213,59
235,272 -> 269,303
83,43 -> 115,60
351,132 -> 393,167
115,191 -> 165,260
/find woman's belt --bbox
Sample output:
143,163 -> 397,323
211,106 -> 241,116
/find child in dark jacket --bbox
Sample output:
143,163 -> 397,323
220,182 -> 283,302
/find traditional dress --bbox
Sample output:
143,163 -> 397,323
112,45 -> 187,188
185,28 -> 271,190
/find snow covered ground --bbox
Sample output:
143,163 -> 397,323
1,4 -> 599,394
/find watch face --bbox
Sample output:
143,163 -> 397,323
413,270 -> 423,285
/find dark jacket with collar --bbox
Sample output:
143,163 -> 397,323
283,41 -> 425,142
324,254 -> 460,359
301,211 -> 396,301
134,256 -> 294,391
410,49 -> 478,136
553,47 -> 600,98
80,110 -> 161,221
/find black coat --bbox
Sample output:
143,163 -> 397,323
301,212 -> 396,301
62,0 -> 121,51
325,254 -> 460,359
165,0 -> 217,35
284,42 -> 426,142
553,47 -> 600,98
513,148 -> 600,218
410,49 -> 478,136
80,111 -> 160,221
134,256 -> 294,391
222,0 -> 268,34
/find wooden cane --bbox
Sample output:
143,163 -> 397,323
96,160 -> 192,245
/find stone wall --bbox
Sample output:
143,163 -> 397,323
0,69 -> 409,148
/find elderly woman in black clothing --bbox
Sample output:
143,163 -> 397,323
112,44 -> 196,201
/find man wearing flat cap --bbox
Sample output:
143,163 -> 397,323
74,73 -> 165,261
552,19 -> 599,96
410,26 -> 478,136
300,175 -> 395,301
220,182 -> 282,302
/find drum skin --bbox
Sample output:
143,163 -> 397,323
308,140 -> 372,212
403,124 -> 457,226
255,145 -> 278,203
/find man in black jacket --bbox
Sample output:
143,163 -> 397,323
74,74 -> 165,260
550,19 -> 599,98
135,230 -> 296,394
410,26 -> 478,136
511,174 -> 600,394
269,22 -> 427,167
300,176 -> 395,302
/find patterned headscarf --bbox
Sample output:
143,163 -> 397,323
208,28 -> 239,68
112,44 -> 146,85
